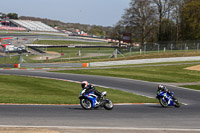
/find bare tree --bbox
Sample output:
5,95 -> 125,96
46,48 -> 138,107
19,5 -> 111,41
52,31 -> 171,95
121,0 -> 156,47
109,21 -> 125,42
152,0 -> 177,41
171,0 -> 184,42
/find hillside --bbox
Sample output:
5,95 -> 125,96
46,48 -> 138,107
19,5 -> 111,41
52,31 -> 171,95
19,16 -> 113,37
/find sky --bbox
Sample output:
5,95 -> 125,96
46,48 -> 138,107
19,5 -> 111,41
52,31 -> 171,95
1,0 -> 130,27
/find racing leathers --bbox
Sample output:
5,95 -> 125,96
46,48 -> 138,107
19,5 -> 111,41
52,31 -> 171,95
82,83 -> 102,98
157,87 -> 176,100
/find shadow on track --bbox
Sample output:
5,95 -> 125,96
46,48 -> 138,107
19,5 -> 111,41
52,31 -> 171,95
66,107 -> 108,111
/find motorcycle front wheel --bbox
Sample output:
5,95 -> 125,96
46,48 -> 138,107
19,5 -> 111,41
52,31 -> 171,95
103,99 -> 114,110
80,98 -> 92,110
159,97 -> 168,108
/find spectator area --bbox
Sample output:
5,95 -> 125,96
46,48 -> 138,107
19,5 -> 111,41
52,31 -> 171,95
11,20 -> 58,32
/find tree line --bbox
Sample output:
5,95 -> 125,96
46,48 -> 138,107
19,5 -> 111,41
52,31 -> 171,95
3,0 -> 200,45
110,0 -> 200,47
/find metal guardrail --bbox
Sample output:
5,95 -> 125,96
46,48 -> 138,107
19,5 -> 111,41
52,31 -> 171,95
0,64 -> 14,68
20,63 -> 84,68
0,63 -> 86,68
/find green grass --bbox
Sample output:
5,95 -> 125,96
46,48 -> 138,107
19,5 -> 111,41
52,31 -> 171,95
181,85 -> 200,90
85,51 -> 200,63
0,75 -> 157,104
23,48 -> 200,63
2,47 -> 200,64
0,56 -> 19,64
101,61 -> 200,67
48,50 -> 200,63
53,64 -> 200,83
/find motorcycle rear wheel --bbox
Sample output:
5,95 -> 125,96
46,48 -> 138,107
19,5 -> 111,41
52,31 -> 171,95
103,99 -> 114,110
80,98 -> 92,110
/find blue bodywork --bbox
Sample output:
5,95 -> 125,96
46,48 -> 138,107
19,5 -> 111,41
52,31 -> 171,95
80,91 -> 97,108
157,91 -> 175,106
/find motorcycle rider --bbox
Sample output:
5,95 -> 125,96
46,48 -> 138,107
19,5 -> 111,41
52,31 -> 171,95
157,84 -> 177,101
81,81 -> 103,101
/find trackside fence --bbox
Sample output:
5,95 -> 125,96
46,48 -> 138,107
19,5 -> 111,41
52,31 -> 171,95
0,40 -> 200,67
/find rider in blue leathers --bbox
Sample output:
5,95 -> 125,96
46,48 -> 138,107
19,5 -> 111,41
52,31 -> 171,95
81,81 -> 102,98
157,85 -> 177,101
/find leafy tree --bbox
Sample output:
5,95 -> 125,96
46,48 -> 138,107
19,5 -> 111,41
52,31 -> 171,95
88,26 -> 106,36
181,0 -> 200,40
109,21 -> 125,41
7,13 -> 18,19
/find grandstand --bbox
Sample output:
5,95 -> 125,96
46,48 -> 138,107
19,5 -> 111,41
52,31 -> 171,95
11,20 -> 58,32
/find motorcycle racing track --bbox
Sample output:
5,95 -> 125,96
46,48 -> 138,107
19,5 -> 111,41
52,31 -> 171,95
0,70 -> 200,131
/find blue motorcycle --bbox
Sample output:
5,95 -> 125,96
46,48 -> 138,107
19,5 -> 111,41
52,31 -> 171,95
156,91 -> 180,108
79,89 -> 114,110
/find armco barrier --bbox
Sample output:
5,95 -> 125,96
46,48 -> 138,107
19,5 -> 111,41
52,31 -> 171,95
0,64 -> 14,68
1,63 -> 88,68
20,63 -> 87,68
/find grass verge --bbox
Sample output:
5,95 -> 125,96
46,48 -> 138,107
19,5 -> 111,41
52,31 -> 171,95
53,64 -> 200,83
82,51 -> 200,63
0,75 -> 157,104
180,85 -> 200,91
22,50 -> 200,64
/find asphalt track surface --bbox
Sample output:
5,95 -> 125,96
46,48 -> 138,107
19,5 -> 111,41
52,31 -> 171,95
0,70 -> 200,130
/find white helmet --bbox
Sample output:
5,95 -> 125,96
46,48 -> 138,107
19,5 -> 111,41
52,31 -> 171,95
158,84 -> 164,90
81,81 -> 89,88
